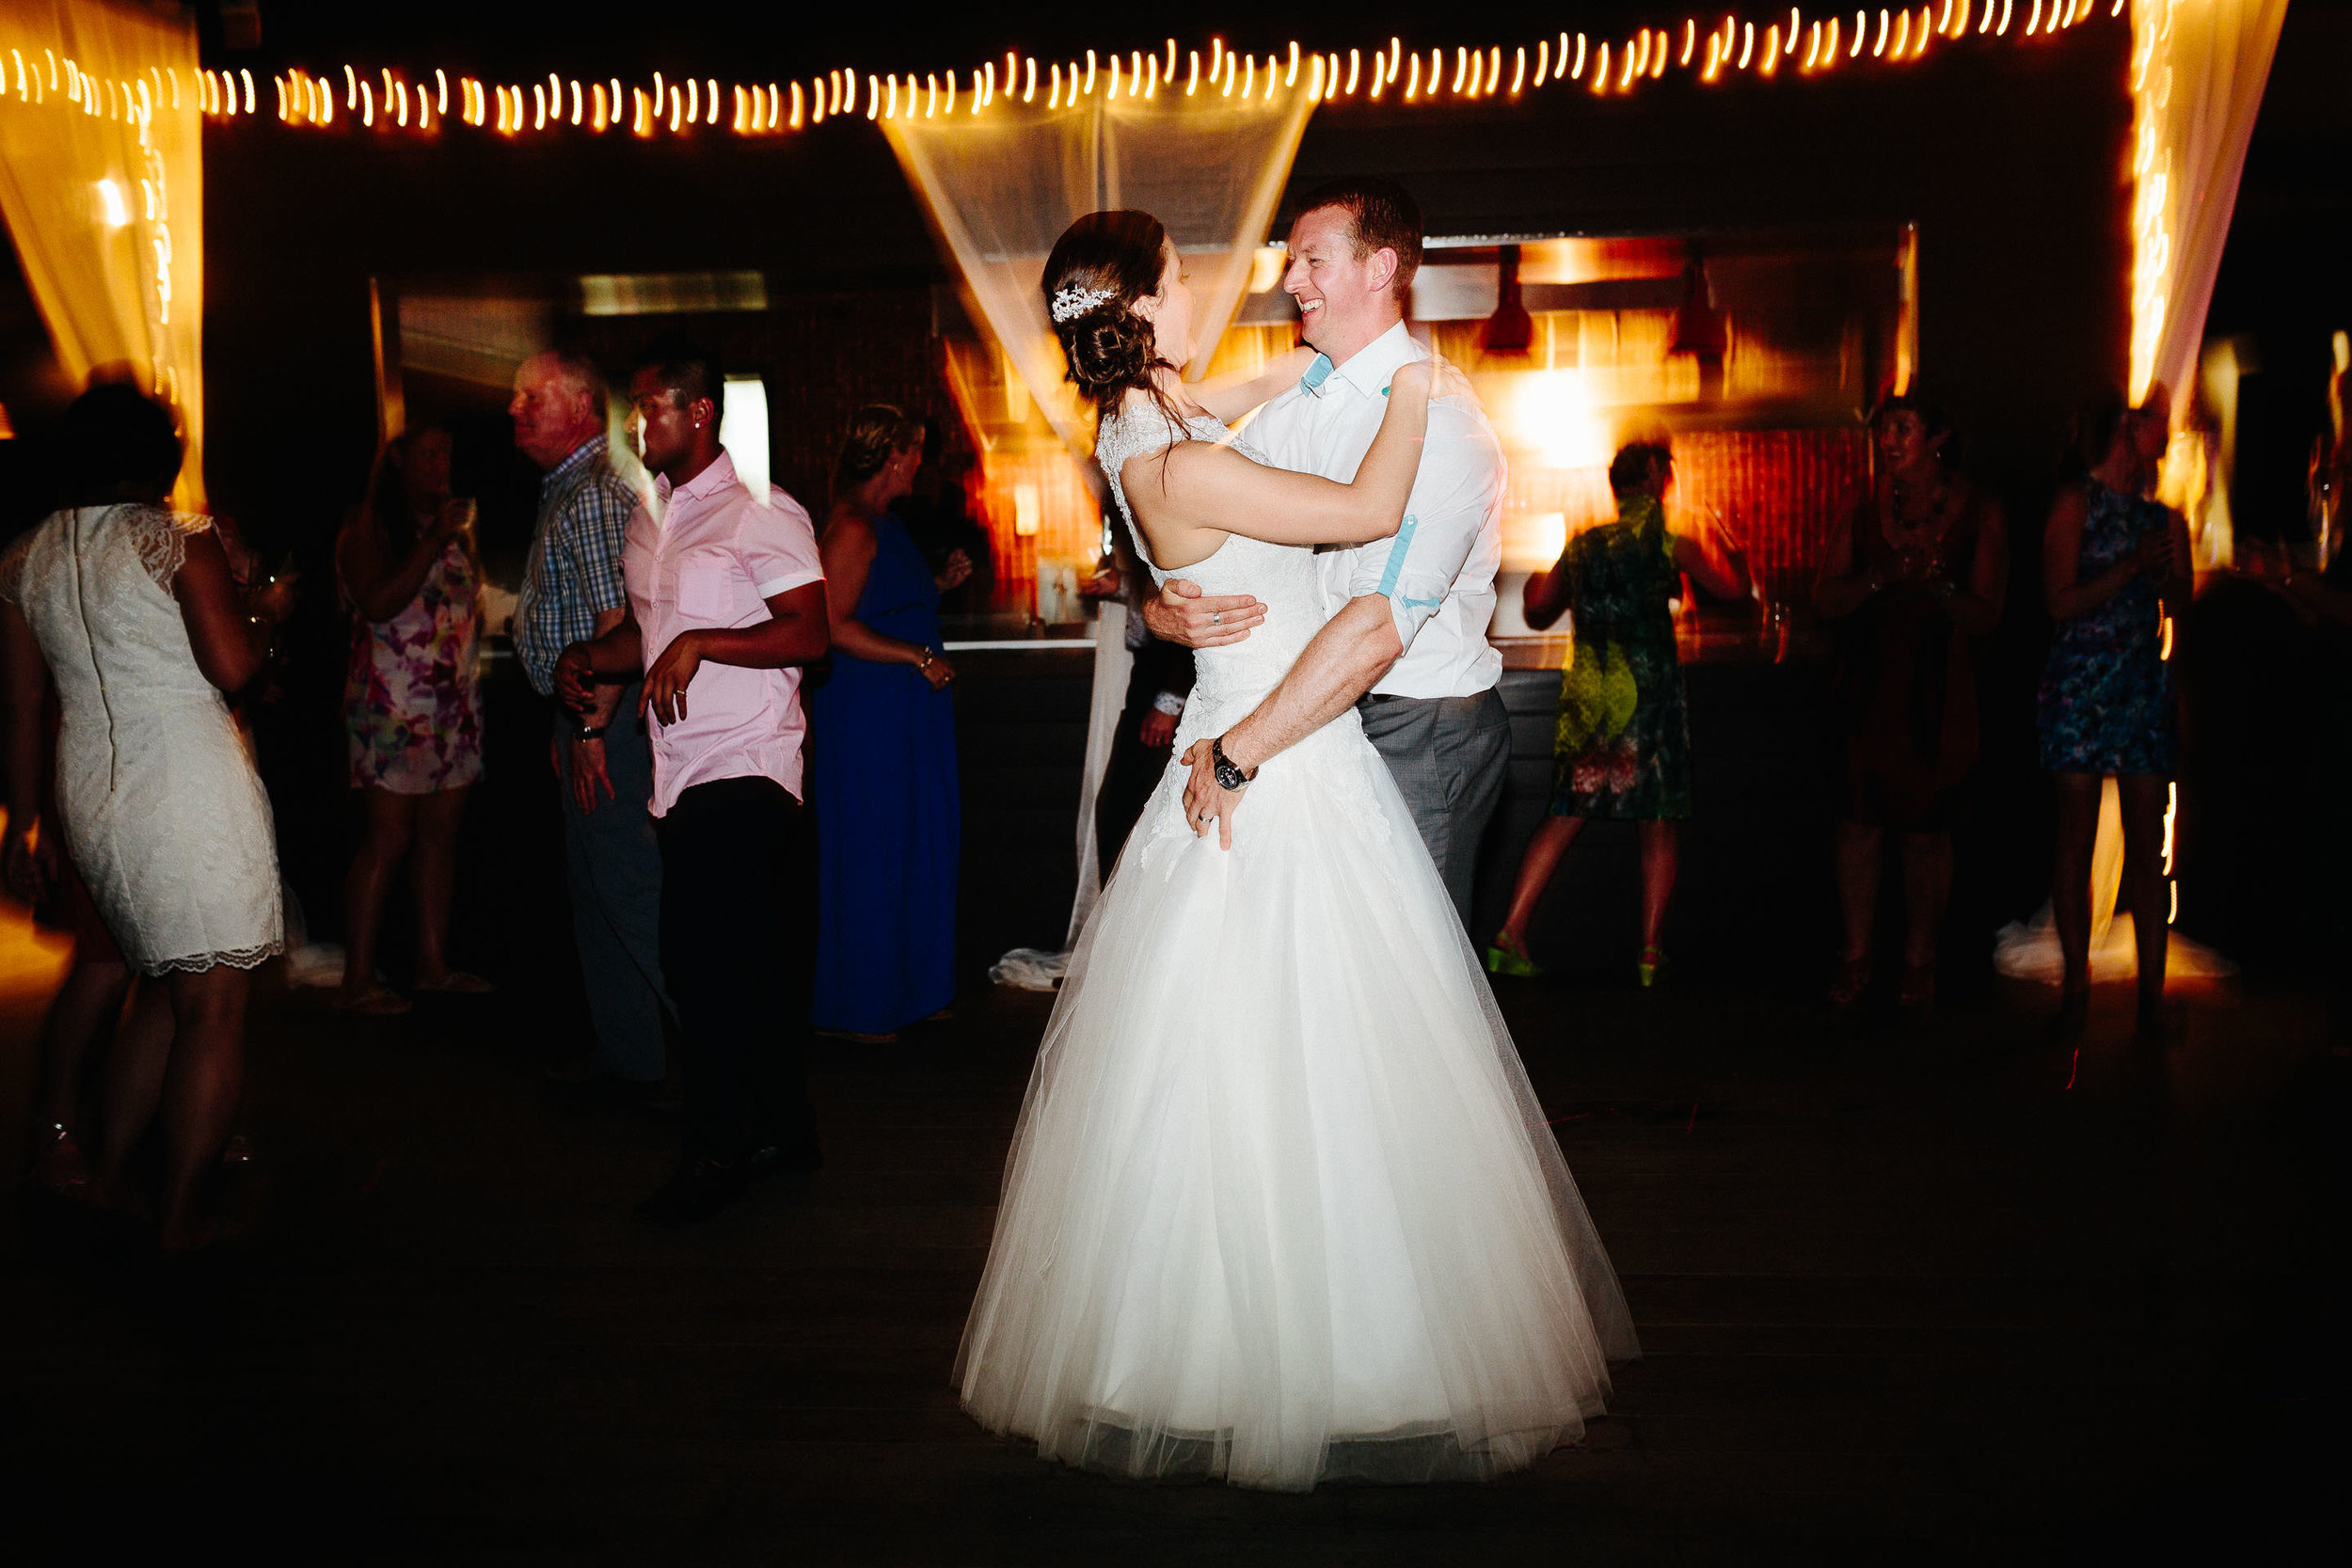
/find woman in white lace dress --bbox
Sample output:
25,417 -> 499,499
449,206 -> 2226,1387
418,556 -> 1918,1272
955,213 -> 1637,1491
0,386 -> 288,1250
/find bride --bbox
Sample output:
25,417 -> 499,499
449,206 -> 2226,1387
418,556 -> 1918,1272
956,210 -> 1639,1492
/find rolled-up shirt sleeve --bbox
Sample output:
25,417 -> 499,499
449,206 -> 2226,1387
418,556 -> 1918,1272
1345,398 -> 1505,650
739,488 -> 826,599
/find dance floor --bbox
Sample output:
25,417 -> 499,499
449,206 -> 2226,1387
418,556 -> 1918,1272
0,961 -> 2340,1561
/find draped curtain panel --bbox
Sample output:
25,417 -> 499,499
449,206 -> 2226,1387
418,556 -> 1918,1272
2128,0 -> 2287,421
884,81 -> 1314,465
0,0 -> 206,507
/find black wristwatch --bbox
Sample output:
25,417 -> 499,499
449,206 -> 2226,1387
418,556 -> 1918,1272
1210,736 -> 1257,791
575,723 -> 608,741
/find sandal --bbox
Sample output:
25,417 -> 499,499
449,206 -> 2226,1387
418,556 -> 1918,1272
1827,956 -> 1872,1008
1897,960 -> 1936,1011
414,971 -> 496,995
334,984 -> 411,1016
1637,945 -> 1668,989
1485,934 -> 1543,979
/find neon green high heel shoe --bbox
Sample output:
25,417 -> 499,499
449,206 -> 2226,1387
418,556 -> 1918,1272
1485,934 -> 1543,979
1637,944 -> 1669,989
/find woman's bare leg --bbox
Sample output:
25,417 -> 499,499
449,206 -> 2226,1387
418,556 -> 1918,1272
341,786 -> 415,998
156,965 -> 247,1251
36,958 -> 131,1128
2051,773 -> 2103,1000
1899,830 -> 1953,971
93,978 -> 174,1211
1495,815 -> 1584,951
2118,775 -> 2171,1020
1637,819 -> 1679,954
1834,820 -> 1883,965
409,784 -> 469,985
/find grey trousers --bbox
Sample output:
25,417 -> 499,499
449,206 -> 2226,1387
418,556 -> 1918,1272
556,687 -> 673,1084
1357,687 -> 1511,930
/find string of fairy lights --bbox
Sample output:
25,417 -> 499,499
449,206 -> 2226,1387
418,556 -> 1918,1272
0,5 -> 2122,145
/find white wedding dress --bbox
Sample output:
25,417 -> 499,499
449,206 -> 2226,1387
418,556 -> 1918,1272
956,407 -> 1638,1491
0,504 -> 282,975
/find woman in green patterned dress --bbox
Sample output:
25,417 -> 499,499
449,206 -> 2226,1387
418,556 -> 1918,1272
1487,442 -> 1749,985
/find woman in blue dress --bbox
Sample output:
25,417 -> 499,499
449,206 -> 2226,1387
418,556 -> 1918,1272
811,407 -> 971,1041
2038,392 -> 2192,1035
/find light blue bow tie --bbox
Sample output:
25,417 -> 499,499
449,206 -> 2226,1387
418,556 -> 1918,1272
1299,353 -> 1333,395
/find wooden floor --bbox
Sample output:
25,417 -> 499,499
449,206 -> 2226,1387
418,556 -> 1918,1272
0,955 -> 2342,1563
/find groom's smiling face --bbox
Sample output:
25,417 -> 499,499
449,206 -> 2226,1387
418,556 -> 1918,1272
1284,205 -> 1402,362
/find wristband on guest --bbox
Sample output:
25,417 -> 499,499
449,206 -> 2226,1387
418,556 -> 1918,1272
915,649 -> 936,672
575,724 -> 607,741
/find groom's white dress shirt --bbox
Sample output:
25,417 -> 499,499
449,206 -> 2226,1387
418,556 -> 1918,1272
1243,321 -> 1506,700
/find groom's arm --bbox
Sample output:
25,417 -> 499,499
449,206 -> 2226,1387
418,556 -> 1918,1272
1181,593 -> 1402,836
1183,403 -> 1504,847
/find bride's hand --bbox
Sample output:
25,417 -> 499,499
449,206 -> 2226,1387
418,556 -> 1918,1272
1388,360 -> 1436,401
1394,355 -> 1473,404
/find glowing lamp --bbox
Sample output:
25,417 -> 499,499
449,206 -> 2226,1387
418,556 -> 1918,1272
1013,483 -> 1042,537
1482,244 -> 1534,355
94,178 -> 130,229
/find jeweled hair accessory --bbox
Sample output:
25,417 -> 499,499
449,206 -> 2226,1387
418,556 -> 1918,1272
1051,285 -> 1116,324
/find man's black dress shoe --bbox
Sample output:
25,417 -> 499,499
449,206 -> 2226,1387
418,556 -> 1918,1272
637,1159 -> 751,1226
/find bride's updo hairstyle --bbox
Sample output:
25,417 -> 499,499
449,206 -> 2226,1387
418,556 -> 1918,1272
1041,210 -> 1179,422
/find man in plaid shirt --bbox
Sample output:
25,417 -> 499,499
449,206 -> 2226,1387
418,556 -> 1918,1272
511,349 -> 672,1093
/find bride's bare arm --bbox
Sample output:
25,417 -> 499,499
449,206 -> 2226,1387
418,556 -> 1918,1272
1123,363 -> 1434,567
1191,346 -> 1319,425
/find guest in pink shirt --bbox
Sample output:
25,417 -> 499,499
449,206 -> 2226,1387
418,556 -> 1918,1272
556,341 -> 829,1224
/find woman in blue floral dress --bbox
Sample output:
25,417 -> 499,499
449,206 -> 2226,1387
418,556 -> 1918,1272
1487,441 -> 1748,985
335,426 -> 489,1013
2038,394 -> 2192,1032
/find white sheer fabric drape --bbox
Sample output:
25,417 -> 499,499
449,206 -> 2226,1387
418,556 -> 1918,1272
0,0 -> 206,506
883,82 -> 1314,461
2128,0 -> 2288,423
887,81 -> 1313,942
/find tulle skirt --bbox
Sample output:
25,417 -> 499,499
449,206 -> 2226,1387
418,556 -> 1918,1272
956,712 -> 1639,1491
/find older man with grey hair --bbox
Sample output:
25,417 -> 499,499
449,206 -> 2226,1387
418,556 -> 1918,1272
511,349 -> 672,1093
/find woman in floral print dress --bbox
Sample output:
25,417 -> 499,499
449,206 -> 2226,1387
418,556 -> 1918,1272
335,426 -> 490,1013
1487,441 -> 1749,986
2038,394 -> 2192,1036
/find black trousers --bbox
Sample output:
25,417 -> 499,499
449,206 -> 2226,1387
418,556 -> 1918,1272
1094,667 -> 1175,877
655,775 -> 818,1164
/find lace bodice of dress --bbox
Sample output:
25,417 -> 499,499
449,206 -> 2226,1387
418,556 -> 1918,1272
1095,405 -> 1332,720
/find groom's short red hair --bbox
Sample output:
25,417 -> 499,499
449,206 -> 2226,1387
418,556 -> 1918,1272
1295,178 -> 1423,307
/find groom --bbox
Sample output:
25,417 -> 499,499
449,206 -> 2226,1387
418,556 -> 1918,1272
1144,177 -> 1509,927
